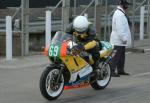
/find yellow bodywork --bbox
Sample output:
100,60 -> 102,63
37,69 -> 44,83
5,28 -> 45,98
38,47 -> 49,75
60,49 -> 112,74
60,56 -> 88,73
100,49 -> 112,58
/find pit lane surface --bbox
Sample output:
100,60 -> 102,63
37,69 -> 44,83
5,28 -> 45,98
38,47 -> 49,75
0,52 -> 150,103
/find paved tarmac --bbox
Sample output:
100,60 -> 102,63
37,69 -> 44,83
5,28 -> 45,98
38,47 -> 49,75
0,47 -> 150,103
0,54 -> 49,69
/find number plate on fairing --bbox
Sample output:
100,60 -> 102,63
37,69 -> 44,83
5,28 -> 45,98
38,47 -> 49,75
48,44 -> 61,57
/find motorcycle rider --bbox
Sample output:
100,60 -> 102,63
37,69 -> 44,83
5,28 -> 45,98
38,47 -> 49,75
65,15 -> 101,69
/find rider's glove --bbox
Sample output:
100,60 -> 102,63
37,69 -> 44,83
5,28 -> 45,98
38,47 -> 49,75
73,44 -> 85,51
72,44 -> 84,55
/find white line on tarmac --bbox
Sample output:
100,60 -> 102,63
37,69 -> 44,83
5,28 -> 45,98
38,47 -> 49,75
126,52 -> 132,54
144,48 -> 150,51
132,72 -> 150,77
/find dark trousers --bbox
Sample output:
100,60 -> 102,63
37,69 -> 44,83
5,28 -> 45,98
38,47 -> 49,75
110,46 -> 126,74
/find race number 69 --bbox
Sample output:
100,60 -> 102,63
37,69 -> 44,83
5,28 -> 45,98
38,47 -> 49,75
49,45 -> 59,57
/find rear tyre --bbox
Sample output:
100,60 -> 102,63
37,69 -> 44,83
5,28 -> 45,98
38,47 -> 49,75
39,66 -> 64,100
90,62 -> 111,90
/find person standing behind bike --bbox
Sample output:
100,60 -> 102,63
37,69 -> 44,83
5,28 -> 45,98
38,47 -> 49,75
110,0 -> 132,77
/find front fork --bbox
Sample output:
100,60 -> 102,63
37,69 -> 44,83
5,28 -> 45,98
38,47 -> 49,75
56,64 -> 65,83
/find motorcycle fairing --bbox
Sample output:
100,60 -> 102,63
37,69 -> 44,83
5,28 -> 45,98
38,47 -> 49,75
65,74 -> 90,86
99,41 -> 114,58
48,41 -> 93,83
60,41 -> 93,83
48,42 -> 68,58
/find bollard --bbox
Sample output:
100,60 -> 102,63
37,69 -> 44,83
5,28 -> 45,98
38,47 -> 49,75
45,10 -> 51,47
6,16 -> 12,60
140,6 -> 145,40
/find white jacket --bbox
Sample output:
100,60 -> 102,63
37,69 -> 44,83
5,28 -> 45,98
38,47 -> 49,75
110,6 -> 131,47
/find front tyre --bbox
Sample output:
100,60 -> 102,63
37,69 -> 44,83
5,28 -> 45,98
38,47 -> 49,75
39,66 -> 64,100
90,62 -> 111,90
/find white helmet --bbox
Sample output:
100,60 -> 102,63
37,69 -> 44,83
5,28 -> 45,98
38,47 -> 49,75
73,16 -> 89,33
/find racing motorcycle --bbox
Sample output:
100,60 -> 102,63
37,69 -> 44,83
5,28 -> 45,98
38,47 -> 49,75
40,31 -> 115,100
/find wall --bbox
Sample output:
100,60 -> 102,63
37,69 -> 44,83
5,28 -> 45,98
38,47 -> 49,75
0,32 -> 21,56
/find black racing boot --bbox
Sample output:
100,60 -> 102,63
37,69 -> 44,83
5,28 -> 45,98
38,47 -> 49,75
91,61 -> 103,80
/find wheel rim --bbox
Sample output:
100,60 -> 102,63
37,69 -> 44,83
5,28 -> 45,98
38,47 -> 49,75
97,63 -> 111,86
45,69 -> 64,97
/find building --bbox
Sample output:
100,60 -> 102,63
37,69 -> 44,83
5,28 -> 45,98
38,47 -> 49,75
0,0 -> 118,9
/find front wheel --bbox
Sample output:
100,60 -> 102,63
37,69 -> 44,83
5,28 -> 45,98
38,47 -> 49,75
39,66 -> 64,100
90,62 -> 111,90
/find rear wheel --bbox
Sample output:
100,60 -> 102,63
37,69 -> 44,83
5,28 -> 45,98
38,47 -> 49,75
90,62 -> 111,90
39,66 -> 64,100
